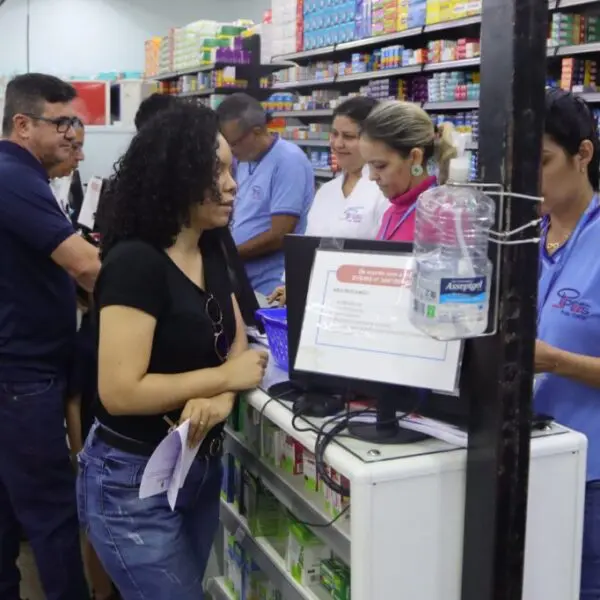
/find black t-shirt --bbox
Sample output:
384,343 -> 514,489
94,229 -> 236,445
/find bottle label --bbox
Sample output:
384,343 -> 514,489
439,277 -> 487,304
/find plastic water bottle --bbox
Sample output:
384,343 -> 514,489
409,157 -> 496,341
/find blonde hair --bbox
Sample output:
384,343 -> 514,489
361,100 -> 457,183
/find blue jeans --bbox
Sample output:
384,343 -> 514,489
0,378 -> 89,600
77,424 -> 223,600
582,481 -> 600,599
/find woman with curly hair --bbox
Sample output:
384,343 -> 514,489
76,103 -> 268,599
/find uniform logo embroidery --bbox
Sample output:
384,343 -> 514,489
342,206 -> 365,224
552,288 -> 591,318
251,185 -> 262,201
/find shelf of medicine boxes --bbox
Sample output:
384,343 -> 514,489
271,39 -> 600,93
177,87 -> 251,98
151,61 -> 287,82
220,385 -> 475,600
219,499 -> 332,600
207,577 -> 234,600
269,0 -> 598,64
270,58 -> 480,91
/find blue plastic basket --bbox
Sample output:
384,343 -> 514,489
255,307 -> 289,371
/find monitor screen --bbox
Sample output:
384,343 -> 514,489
294,247 -> 462,394
284,235 -> 467,423
294,247 -> 462,393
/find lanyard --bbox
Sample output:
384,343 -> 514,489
379,202 -> 417,241
537,194 -> 600,324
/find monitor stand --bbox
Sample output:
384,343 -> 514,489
267,380 -> 344,418
347,387 -> 430,445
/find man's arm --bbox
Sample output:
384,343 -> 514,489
237,214 -> 298,260
51,235 -> 100,292
236,157 -> 312,260
0,174 -> 101,291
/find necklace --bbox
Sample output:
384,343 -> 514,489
545,231 -> 571,254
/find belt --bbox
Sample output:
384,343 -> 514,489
96,424 -> 225,459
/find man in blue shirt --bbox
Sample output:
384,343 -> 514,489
0,74 -> 100,600
217,94 -> 314,296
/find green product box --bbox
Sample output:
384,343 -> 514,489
261,420 -> 279,466
285,519 -> 331,588
279,435 -> 304,476
303,450 -> 318,493
234,459 -> 244,514
320,558 -> 351,600
244,470 -> 288,543
256,580 -> 282,600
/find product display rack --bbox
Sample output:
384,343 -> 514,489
208,577 -> 236,600
264,0 -> 600,181
151,35 -> 283,102
208,363 -> 587,600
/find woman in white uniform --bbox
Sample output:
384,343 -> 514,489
269,97 -> 388,304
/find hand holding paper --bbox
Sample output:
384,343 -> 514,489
139,419 -> 202,510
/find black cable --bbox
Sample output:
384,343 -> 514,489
286,503 -> 350,529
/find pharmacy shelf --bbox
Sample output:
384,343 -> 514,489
337,64 -> 422,83
579,92 -> 600,103
272,59 -> 480,90
423,57 -> 480,72
286,139 -> 331,148
220,500 -> 330,600
225,427 -> 351,565
152,62 -> 287,82
314,168 -> 336,179
153,64 -> 220,80
270,0 -> 598,63
272,77 -> 336,90
207,577 -> 235,600
177,87 -> 255,98
271,15 -> 482,62
423,100 -> 479,110
549,0 -> 599,7
554,41 -> 600,57
271,109 -> 334,118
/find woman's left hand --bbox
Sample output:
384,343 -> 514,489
535,339 -> 561,374
179,395 -> 234,448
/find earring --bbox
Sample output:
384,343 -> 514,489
411,164 -> 424,177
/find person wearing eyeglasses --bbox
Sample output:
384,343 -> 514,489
77,103 -> 268,599
49,121 -> 85,219
0,74 -> 98,600
216,93 -> 314,301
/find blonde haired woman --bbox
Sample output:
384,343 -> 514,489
359,101 -> 457,241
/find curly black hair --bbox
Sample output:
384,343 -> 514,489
101,102 -> 221,256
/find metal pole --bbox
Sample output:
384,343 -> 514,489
460,0 -> 548,598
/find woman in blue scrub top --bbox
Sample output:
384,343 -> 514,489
535,89 -> 600,599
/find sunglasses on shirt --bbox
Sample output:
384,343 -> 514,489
206,295 -> 229,363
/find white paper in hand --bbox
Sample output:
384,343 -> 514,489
166,420 -> 202,510
139,419 -> 203,510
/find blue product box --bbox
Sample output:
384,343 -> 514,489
407,1 -> 426,28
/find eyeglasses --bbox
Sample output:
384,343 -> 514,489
206,294 -> 228,362
23,113 -> 83,134
228,128 -> 254,149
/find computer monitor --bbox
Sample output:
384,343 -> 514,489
281,234 -> 466,443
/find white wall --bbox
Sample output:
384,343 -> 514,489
0,0 -> 270,75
